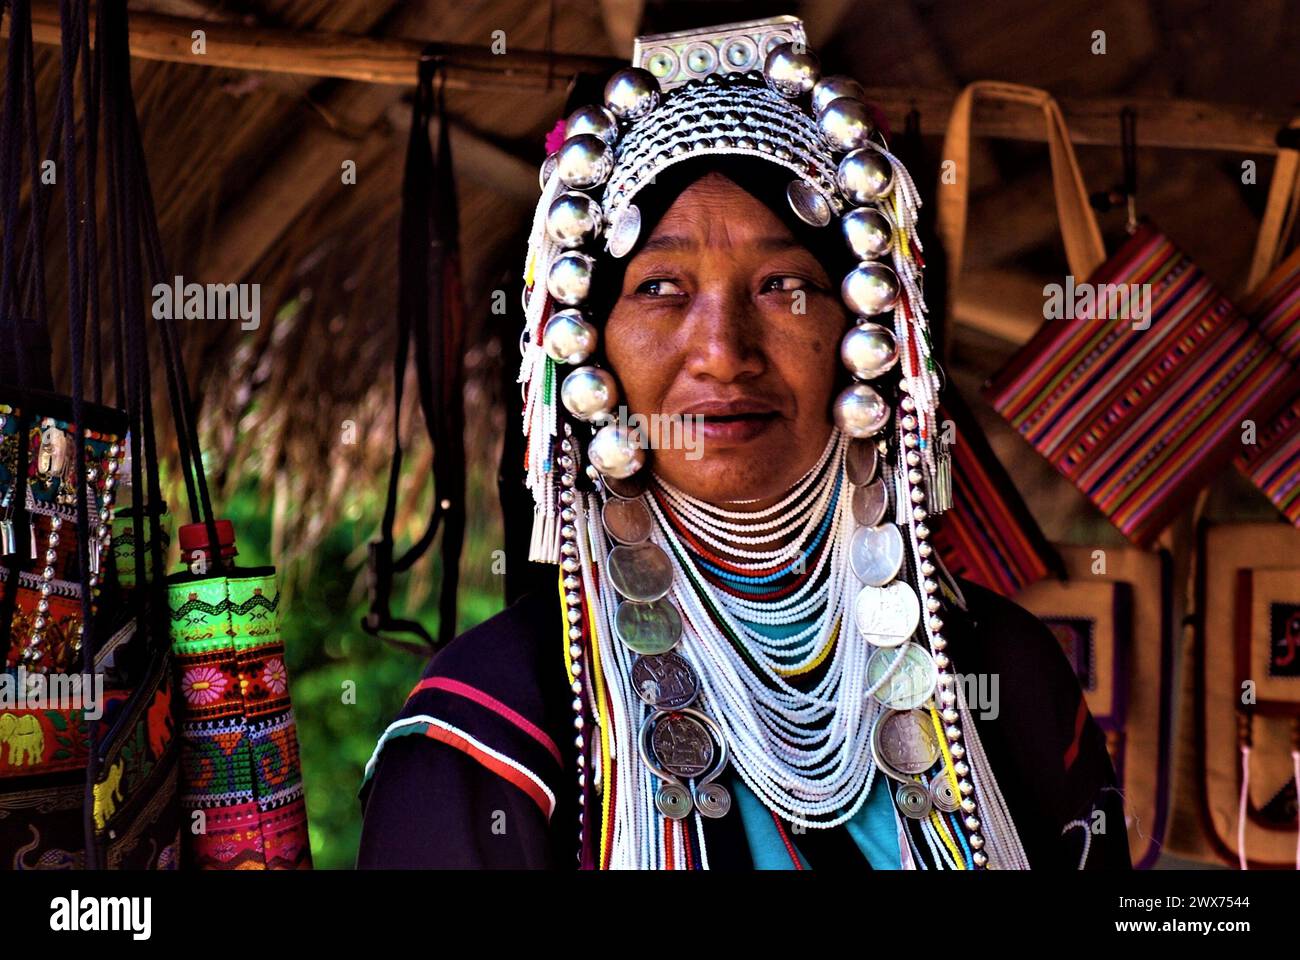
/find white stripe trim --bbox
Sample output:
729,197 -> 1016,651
365,714 -> 558,820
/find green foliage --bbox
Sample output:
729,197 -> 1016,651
223,486 -> 503,869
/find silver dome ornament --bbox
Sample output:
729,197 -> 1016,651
547,252 -> 596,306
564,104 -> 619,145
811,75 -> 866,116
837,148 -> 894,204
556,134 -> 613,190
763,42 -> 820,99
841,322 -> 899,380
588,423 -> 647,479
542,309 -> 598,364
842,262 -> 901,317
833,383 -> 891,438
561,366 -> 619,422
817,97 -> 875,153
842,206 -> 894,260
546,191 -> 604,249
786,180 -> 831,227
604,68 -> 661,120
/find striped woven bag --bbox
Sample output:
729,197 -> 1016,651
939,84 -> 1300,547
1235,123 -> 1300,526
1237,248 -> 1300,524
987,225 -> 1300,546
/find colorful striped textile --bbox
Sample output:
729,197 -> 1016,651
930,386 -> 1062,596
168,570 -> 312,869
986,224 -> 1300,547
1236,247 -> 1300,525
361,670 -> 566,822
365,715 -> 558,820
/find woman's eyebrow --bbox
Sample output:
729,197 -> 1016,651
637,234 -> 696,255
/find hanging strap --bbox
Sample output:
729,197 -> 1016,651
364,50 -> 467,654
128,46 -> 221,563
1245,118 -> 1300,294
0,0 -> 23,361
0,0 -> 54,389
104,0 -> 220,594
15,0 -> 48,355
936,81 -> 1107,297
55,0 -> 101,872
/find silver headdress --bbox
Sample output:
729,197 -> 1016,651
517,16 -> 1029,870
522,16 -> 938,552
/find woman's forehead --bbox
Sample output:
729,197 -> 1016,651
644,174 -> 800,248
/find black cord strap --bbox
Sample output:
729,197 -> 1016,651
364,50 -> 467,654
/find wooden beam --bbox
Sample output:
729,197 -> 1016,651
876,86 -> 1293,156
11,2 -> 1292,154
19,1 -> 622,89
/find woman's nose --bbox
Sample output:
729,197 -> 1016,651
680,283 -> 765,383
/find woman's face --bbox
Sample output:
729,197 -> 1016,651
604,172 -> 848,506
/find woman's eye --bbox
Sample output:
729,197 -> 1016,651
761,275 -> 809,293
636,278 -> 685,297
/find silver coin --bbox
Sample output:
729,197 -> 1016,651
871,724 -> 911,783
867,642 -> 938,711
614,598 -> 683,654
695,781 -> 732,818
848,522 -> 904,586
786,179 -> 831,227
895,781 -> 933,820
607,203 -> 642,258
631,652 -> 700,709
602,471 -> 648,500
873,708 -> 941,776
655,781 -> 693,820
855,581 -> 920,647
607,542 -> 674,601
851,477 -> 889,526
845,439 -> 879,485
929,774 -> 961,813
602,496 -> 653,544
651,712 -> 715,779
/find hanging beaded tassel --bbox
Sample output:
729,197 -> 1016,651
869,144 -> 947,516
519,168 -> 565,563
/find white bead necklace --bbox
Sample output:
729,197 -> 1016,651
632,429 -> 896,828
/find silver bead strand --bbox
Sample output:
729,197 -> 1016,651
895,410 -> 987,868
558,428 -> 590,860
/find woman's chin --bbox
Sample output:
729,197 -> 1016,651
651,443 -> 798,506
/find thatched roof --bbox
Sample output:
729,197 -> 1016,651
9,0 -> 1300,580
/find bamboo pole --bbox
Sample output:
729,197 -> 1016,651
18,2 -> 619,88
6,1 -> 1292,154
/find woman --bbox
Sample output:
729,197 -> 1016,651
357,17 -> 1129,870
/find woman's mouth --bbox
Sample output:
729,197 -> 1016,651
679,401 -> 781,445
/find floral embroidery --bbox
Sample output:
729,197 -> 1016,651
182,665 -> 228,706
262,658 -> 288,696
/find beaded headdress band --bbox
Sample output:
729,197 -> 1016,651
517,16 -> 1029,869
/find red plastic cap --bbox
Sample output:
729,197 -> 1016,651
177,519 -> 238,561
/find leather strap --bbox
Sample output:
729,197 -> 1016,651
364,52 -> 467,655
937,81 -> 1106,296
1245,117 -> 1300,294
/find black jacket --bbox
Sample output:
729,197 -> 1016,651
356,578 -> 1130,869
